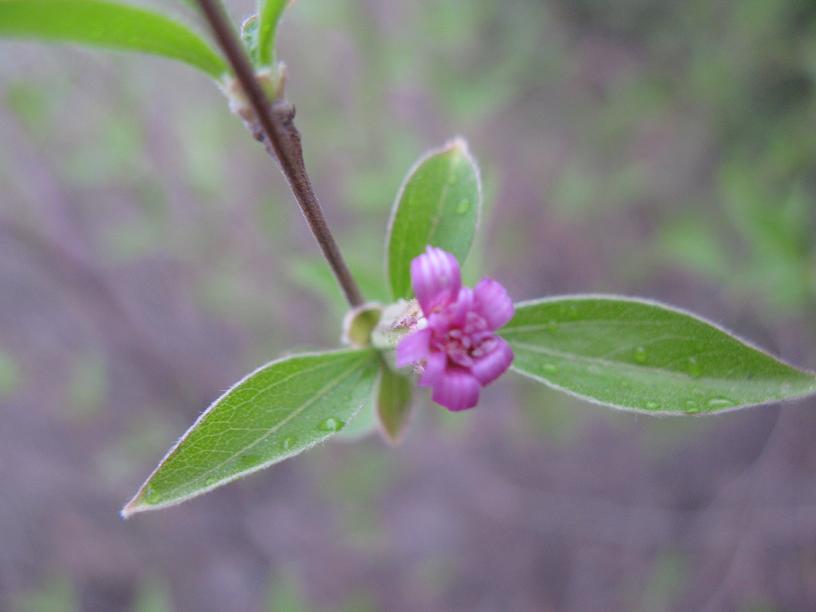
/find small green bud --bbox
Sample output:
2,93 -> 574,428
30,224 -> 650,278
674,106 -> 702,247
341,303 -> 383,348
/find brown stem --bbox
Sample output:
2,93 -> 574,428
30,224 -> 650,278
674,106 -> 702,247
195,0 -> 364,307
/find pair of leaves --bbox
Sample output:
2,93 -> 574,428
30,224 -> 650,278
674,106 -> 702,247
385,143 -> 816,412
124,135 -> 816,516
124,140 -> 479,515
0,0 -> 290,78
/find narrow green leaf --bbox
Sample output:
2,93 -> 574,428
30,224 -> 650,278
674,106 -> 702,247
255,0 -> 288,65
0,0 -> 227,78
386,138 -> 482,300
376,364 -> 413,444
122,349 -> 380,516
502,296 -> 816,414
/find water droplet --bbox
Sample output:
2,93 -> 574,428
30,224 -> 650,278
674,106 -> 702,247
456,199 -> 470,214
144,485 -> 159,504
683,399 -> 701,414
318,417 -> 345,432
542,363 -> 558,374
634,347 -> 647,364
282,436 -> 296,450
688,356 -> 702,378
205,477 -> 218,487
706,397 -> 733,409
645,400 -> 660,410
238,453 -> 261,469
545,320 -> 558,333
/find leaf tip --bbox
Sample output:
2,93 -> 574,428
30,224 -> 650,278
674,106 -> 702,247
378,423 -> 405,446
119,498 -> 143,520
445,136 -> 471,157
120,485 -> 154,519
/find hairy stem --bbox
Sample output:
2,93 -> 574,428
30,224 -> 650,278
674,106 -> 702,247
195,0 -> 364,307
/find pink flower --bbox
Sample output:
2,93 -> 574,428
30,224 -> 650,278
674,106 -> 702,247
395,246 -> 514,411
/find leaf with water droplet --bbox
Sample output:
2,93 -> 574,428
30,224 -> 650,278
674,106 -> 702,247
386,138 -> 482,300
501,296 -> 816,415
688,356 -> 702,378
706,397 -> 733,409
122,349 -> 380,517
317,417 -> 345,432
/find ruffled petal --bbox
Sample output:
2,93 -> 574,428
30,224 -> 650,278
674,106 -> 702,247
419,351 -> 446,387
411,246 -> 461,314
446,286 -> 474,328
426,311 -> 451,336
471,336 -> 514,385
431,368 -> 481,411
474,278 -> 514,330
395,328 -> 431,367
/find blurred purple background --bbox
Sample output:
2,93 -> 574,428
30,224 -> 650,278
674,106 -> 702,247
2,1 -> 816,610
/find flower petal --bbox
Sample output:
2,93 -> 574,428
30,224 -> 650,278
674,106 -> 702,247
431,368 -> 481,411
419,351 -> 446,387
446,286 -> 475,328
395,328 -> 431,367
474,278 -> 514,330
411,246 -> 461,314
471,336 -> 514,385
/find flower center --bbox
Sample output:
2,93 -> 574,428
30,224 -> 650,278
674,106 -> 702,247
434,311 -> 496,367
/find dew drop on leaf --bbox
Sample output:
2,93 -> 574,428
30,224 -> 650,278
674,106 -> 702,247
545,320 -> 558,333
144,485 -> 159,505
688,356 -> 702,378
205,477 -> 218,487
237,453 -> 261,469
542,363 -> 558,374
456,199 -> 470,214
634,347 -> 647,364
318,417 -> 345,432
683,399 -> 701,414
706,397 -> 733,409
645,400 -> 660,410
282,436 -> 296,450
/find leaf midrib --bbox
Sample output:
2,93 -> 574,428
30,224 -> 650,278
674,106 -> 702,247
507,340 -> 803,387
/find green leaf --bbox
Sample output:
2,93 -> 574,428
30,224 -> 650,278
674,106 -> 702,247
122,349 -> 380,516
501,296 -> 816,414
386,138 -> 482,300
0,0 -> 227,78
333,396 -> 377,441
376,364 -> 413,444
255,0 -> 288,66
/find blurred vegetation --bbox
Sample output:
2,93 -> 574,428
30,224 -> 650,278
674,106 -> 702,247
1,0 -> 815,610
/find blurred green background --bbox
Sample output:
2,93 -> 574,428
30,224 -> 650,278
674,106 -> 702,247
2,0 -> 816,610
